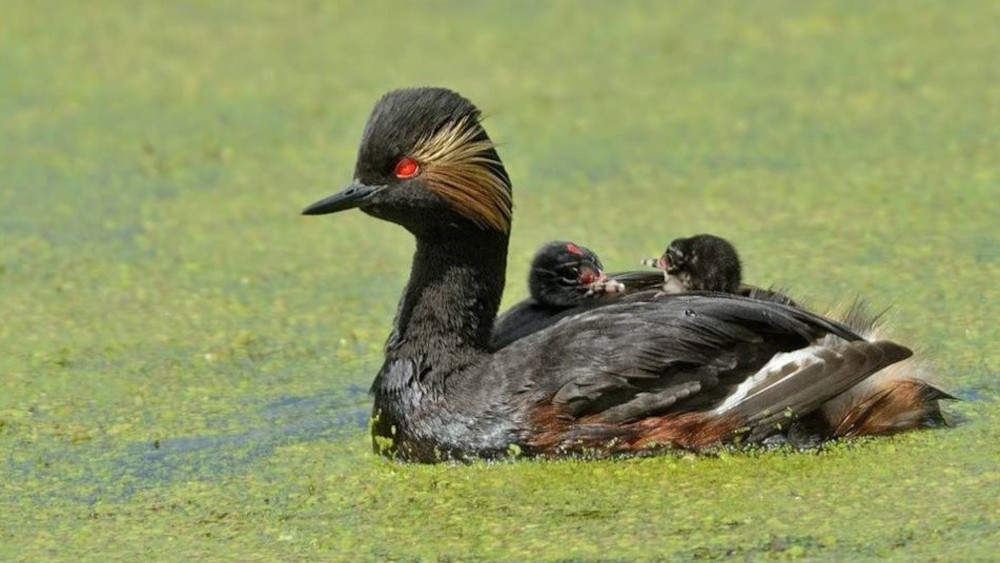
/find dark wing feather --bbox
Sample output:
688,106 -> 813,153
601,380 -> 706,423
491,301 -> 564,350
498,294 -> 869,425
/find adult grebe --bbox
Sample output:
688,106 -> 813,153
303,87 -> 948,462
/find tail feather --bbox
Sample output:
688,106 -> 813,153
828,378 -> 955,437
817,300 -> 957,438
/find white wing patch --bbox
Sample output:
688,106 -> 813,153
712,345 -> 827,415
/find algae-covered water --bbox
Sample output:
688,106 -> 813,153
2,1 -> 997,560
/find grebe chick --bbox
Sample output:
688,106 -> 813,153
529,241 -> 625,307
644,234 -> 742,293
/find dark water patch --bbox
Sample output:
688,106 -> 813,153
115,399 -> 368,486
950,385 -> 996,402
4,389 -> 370,507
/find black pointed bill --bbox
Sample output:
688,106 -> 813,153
302,182 -> 381,215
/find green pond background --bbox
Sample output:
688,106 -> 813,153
2,1 -> 998,560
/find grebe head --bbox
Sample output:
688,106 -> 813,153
303,87 -> 512,235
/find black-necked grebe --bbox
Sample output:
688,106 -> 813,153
302,87 -> 950,462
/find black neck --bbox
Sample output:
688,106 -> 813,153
386,226 -> 509,371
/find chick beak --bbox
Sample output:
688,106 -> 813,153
641,257 -> 669,271
302,181 -> 382,215
585,271 -> 625,295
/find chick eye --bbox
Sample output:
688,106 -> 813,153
578,270 -> 597,285
394,157 -> 421,179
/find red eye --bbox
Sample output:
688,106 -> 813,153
394,157 -> 420,179
579,270 -> 596,284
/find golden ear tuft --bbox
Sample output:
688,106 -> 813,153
411,118 -> 512,232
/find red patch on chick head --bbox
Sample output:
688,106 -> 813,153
565,243 -> 584,256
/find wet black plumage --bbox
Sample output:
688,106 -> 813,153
302,87 -> 948,462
